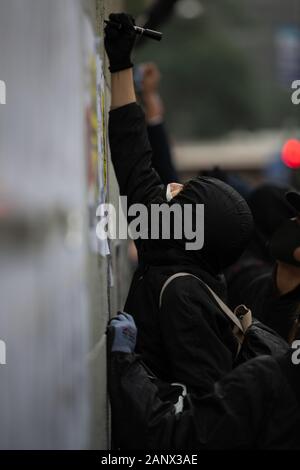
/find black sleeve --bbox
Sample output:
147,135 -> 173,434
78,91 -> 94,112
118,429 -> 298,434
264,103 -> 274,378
159,277 -> 237,394
109,351 -> 294,450
237,269 -> 300,342
109,352 -> 191,450
109,103 -> 166,208
147,123 -> 179,184
255,280 -> 300,343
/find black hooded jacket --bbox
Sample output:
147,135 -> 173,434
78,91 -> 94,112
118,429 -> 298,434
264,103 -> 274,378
108,350 -> 300,449
109,102 -> 300,449
109,102 -> 253,392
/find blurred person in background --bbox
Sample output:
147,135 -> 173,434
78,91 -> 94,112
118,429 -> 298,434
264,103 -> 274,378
201,170 -> 300,344
135,61 -> 179,185
227,184 -> 300,343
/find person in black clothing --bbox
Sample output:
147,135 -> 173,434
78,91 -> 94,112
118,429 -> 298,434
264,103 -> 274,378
105,13 -> 254,394
104,13 -> 300,450
227,184 -> 300,343
239,269 -> 300,343
107,313 -> 300,449
127,62 -> 180,266
137,65 -> 300,346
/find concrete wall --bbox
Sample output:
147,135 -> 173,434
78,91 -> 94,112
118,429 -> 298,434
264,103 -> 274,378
0,0 -> 127,449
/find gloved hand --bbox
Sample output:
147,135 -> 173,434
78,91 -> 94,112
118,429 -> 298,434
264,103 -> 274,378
104,13 -> 136,73
107,312 -> 137,353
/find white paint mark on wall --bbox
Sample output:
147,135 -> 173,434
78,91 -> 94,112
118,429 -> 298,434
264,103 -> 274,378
0,340 -> 6,365
0,80 -> 6,104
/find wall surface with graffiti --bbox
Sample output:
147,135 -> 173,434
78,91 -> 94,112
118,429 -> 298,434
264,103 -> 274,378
0,0 -> 127,449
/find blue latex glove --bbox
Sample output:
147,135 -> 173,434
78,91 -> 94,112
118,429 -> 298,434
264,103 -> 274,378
107,312 -> 137,353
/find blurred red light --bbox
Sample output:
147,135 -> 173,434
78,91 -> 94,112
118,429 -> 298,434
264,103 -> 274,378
281,139 -> 300,169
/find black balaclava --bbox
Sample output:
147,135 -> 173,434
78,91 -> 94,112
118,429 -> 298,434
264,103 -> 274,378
144,176 -> 254,274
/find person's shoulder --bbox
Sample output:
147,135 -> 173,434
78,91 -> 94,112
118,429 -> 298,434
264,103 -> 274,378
161,274 -> 205,306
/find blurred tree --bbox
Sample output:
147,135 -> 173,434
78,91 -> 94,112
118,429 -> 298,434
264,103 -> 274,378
125,0 -> 300,139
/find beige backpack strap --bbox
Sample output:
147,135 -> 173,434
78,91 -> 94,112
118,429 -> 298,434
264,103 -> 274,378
200,281 -> 245,334
159,272 -> 251,355
159,273 -> 192,309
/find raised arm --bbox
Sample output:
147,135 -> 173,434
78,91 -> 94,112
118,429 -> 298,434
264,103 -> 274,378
111,68 -> 136,110
140,62 -> 179,184
105,13 -> 165,207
